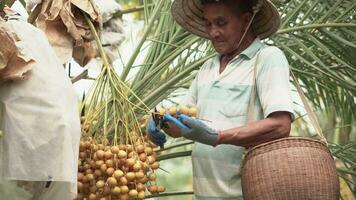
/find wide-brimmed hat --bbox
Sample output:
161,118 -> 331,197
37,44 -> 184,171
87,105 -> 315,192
171,0 -> 281,39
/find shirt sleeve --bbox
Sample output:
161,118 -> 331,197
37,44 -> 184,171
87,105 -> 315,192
256,46 -> 295,120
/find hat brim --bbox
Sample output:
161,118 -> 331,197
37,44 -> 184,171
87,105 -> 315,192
171,0 -> 281,39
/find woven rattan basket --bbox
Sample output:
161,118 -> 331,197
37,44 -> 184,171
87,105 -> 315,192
241,137 -> 340,200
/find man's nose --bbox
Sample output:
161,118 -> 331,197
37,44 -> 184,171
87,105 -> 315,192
208,26 -> 220,39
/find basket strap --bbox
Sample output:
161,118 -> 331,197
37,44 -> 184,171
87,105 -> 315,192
247,52 -> 261,123
240,50 -> 262,166
291,72 -> 327,144
246,50 -> 328,145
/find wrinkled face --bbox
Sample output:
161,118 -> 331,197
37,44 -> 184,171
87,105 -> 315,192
203,3 -> 249,55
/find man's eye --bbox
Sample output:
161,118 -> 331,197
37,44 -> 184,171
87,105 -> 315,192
205,22 -> 212,27
217,20 -> 227,26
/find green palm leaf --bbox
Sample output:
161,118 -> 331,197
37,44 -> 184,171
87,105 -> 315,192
125,0 -> 214,109
271,0 -> 356,122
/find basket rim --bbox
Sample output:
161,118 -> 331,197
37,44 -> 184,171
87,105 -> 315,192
245,136 -> 327,154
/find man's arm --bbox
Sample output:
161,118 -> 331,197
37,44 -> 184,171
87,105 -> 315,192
162,111 -> 291,147
218,111 -> 291,148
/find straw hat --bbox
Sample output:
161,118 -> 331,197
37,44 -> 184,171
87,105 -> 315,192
171,0 -> 281,39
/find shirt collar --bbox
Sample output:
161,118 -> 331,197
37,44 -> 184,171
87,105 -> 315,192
240,37 -> 264,59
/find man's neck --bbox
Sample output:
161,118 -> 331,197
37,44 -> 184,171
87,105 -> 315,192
219,34 -> 256,74
222,35 -> 256,63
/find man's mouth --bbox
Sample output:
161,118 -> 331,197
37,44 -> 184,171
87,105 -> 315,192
213,41 -> 225,46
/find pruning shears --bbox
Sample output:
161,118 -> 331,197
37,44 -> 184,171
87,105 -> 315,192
151,107 -> 168,149
151,107 -> 169,130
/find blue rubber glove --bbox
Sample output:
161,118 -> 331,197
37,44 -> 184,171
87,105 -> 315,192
162,114 -> 219,146
146,116 -> 166,147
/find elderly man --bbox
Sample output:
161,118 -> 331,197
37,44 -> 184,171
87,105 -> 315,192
147,0 -> 294,199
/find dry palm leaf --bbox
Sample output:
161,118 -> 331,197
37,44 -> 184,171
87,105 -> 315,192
0,18 -> 35,81
35,0 -> 102,66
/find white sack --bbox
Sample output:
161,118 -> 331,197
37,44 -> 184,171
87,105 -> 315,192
0,20 -> 80,199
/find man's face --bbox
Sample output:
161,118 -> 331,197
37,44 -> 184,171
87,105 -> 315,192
203,3 -> 248,55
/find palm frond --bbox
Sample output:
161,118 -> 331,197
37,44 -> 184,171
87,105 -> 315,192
330,140 -> 356,193
124,0 -> 215,108
271,0 -> 356,122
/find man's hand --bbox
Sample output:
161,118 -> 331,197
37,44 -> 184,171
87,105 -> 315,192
146,116 -> 166,147
163,114 -> 219,146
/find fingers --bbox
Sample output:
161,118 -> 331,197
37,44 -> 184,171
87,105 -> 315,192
162,122 -> 183,138
178,114 -> 211,132
148,129 -> 166,146
146,117 -> 157,133
162,114 -> 188,129
146,116 -> 166,146
178,114 -> 198,129
147,118 -> 157,132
